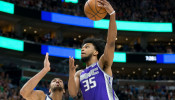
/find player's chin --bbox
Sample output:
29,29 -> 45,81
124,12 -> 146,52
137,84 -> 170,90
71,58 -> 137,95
52,86 -> 63,92
81,55 -> 86,58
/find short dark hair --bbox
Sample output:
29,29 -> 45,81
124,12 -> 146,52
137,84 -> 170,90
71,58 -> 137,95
82,38 -> 106,60
50,78 -> 64,88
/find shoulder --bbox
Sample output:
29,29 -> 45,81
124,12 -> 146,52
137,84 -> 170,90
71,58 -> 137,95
75,70 -> 83,77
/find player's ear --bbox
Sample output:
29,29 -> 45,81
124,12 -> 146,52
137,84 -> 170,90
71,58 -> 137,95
49,89 -> 51,93
93,50 -> 98,56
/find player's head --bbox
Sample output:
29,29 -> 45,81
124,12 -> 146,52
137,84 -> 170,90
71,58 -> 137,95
81,38 -> 105,63
49,78 -> 65,93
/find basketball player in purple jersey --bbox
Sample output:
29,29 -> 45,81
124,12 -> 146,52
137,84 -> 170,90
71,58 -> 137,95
20,53 -> 65,100
68,0 -> 118,100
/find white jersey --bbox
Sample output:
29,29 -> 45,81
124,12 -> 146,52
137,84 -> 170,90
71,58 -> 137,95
45,95 -> 52,100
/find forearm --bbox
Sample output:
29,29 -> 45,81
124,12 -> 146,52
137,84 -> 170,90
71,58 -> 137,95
20,68 -> 48,97
107,13 -> 117,45
102,13 -> 117,65
68,73 -> 78,97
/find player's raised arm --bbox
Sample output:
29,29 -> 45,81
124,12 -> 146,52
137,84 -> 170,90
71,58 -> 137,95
98,0 -> 117,69
20,53 -> 50,99
68,57 -> 81,97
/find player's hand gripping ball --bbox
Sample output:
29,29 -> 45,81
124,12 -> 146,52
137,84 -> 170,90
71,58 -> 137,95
84,0 -> 107,21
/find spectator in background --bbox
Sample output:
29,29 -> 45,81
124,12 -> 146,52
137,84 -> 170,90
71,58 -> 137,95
0,72 -> 24,100
3,0 -> 174,23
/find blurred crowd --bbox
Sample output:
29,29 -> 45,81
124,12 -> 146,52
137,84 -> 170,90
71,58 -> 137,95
4,0 -> 175,23
114,74 -> 175,81
0,30 -> 175,54
113,0 -> 175,22
1,71 -> 175,100
0,72 -> 24,100
115,83 -> 175,100
117,43 -> 175,54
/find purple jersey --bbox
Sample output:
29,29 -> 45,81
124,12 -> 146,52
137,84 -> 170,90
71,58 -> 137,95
80,62 -> 119,100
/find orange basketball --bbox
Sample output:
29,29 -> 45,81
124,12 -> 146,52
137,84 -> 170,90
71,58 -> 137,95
84,0 -> 107,21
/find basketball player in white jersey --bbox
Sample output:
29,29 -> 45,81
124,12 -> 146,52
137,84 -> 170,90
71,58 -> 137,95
20,53 -> 65,100
68,0 -> 118,100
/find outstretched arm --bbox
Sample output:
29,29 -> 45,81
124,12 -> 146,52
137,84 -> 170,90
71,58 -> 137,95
20,53 -> 50,99
98,0 -> 117,74
68,57 -> 81,98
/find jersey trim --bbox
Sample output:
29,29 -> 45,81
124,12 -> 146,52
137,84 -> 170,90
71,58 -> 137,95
97,62 -> 119,100
45,95 -> 52,100
97,62 -> 113,79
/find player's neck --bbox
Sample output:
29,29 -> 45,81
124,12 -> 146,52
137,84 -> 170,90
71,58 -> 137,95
86,57 -> 98,67
49,91 -> 63,100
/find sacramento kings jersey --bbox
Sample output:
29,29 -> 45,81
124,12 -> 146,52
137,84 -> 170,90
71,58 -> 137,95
80,62 -> 119,100
45,95 -> 52,100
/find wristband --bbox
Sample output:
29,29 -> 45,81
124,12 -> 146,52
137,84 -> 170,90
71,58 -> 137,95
110,11 -> 115,15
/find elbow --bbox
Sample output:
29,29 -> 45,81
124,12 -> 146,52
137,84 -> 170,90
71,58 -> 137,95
20,89 -> 25,97
20,89 -> 27,98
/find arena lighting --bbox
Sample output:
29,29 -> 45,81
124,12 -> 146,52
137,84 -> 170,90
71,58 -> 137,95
41,45 -> 126,63
168,42 -> 171,45
121,67 -> 124,70
74,38 -> 77,41
154,38 -> 158,42
41,11 -> 94,28
157,54 -> 175,64
138,68 -> 141,71
41,45 -> 75,58
116,71 -> 119,73
148,68 -> 151,71
153,74 -> 156,77
0,1 -> 14,14
41,11 -> 173,32
125,37 -> 128,41
173,72 -> 175,75
0,36 -> 24,51
94,20 -> 173,32
24,29 -> 27,32
160,68 -> 162,71
65,0 -> 78,3
113,52 -> 126,63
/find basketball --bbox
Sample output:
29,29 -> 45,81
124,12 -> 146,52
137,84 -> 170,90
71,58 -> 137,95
84,0 -> 107,21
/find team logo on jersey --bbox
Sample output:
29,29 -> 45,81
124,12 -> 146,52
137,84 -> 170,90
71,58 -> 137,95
80,67 -> 99,81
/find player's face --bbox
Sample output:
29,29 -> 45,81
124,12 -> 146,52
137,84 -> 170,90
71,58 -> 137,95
81,43 -> 96,62
50,78 -> 64,92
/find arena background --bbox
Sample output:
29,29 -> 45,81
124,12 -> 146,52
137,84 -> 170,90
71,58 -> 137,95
0,0 -> 175,99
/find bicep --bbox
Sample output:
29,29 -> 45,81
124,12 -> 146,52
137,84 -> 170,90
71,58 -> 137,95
25,90 -> 45,100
